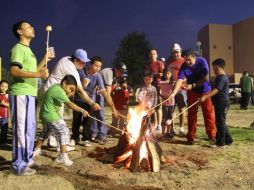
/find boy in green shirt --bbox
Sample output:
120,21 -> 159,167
35,75 -> 88,166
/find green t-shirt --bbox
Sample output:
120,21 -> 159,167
40,84 -> 70,123
10,43 -> 38,96
240,75 -> 252,93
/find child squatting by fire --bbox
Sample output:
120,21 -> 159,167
33,75 -> 89,166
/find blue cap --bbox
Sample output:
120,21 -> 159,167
73,49 -> 90,62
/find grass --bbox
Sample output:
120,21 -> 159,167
0,104 -> 253,190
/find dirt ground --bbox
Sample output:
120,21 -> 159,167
0,105 -> 254,190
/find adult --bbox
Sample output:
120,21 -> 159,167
148,49 -> 164,133
239,71 -> 253,110
71,56 -> 117,146
44,49 -> 100,111
148,49 -> 164,77
10,20 -> 50,175
166,43 -> 187,136
94,62 -> 127,143
170,49 -> 216,145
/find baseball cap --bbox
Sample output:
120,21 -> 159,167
114,62 -> 127,73
171,43 -> 182,52
73,49 -> 90,63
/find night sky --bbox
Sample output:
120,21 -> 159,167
0,0 -> 254,69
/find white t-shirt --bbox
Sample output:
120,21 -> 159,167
44,56 -> 82,91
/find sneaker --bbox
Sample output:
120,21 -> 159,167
55,153 -> 73,166
91,136 -> 97,142
17,167 -> 36,176
69,139 -> 76,147
28,159 -> 41,168
178,130 -> 186,137
83,140 -> 91,147
209,144 -> 218,148
48,135 -> 58,148
155,126 -> 162,135
56,145 -> 75,152
33,148 -> 42,157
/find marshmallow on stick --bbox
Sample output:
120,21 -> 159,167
46,25 -> 52,32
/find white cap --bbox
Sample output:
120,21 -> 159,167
171,43 -> 182,52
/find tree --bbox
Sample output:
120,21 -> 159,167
1,66 -> 10,82
114,32 -> 151,88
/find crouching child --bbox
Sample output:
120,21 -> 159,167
38,75 -> 89,166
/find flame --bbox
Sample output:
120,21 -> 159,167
114,105 -> 152,171
126,107 -> 147,144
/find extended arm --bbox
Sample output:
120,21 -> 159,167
64,101 -> 89,117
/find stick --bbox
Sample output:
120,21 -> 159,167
172,100 -> 199,121
88,115 -> 127,134
45,31 -> 49,67
165,99 -> 200,125
45,25 -> 52,68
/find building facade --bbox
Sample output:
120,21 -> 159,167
198,16 -> 254,83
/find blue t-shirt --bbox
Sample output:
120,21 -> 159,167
178,57 -> 211,93
74,68 -> 105,102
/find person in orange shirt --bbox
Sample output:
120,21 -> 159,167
166,43 -> 187,136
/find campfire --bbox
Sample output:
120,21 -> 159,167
113,107 -> 167,172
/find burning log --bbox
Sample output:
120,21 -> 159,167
129,116 -> 151,172
113,113 -> 165,172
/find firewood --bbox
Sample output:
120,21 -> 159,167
129,116 -> 151,172
147,140 -> 160,172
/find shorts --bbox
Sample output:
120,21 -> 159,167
40,119 -> 69,145
175,89 -> 187,108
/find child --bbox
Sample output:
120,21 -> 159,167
137,71 -> 157,127
201,58 -> 233,148
0,80 -> 9,146
111,76 -> 132,136
153,74 -> 163,134
159,68 -> 175,139
34,75 -> 89,166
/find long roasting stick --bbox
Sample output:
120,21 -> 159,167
165,99 -> 200,125
173,100 -> 199,120
88,115 -> 127,134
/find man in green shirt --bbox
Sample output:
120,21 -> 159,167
240,71 -> 253,110
10,20 -> 52,176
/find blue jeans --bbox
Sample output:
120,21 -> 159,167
90,94 -> 108,139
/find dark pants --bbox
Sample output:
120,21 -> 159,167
0,118 -> 8,144
214,99 -> 233,146
240,92 -> 251,109
71,100 -> 91,141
